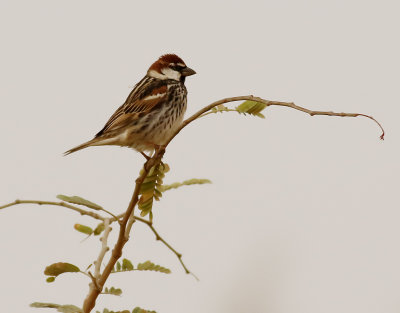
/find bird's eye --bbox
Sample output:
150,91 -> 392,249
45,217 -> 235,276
171,64 -> 186,71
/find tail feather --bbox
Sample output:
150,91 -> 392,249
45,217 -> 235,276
64,140 -> 93,156
64,136 -> 119,155
64,137 -> 110,156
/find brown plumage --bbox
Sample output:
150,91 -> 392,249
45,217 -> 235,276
65,54 -> 196,156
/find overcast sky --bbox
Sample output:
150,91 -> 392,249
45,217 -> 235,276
1,1 -> 399,312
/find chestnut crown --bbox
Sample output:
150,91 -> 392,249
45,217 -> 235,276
147,54 -> 196,82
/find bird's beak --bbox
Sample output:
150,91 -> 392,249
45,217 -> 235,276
181,67 -> 196,77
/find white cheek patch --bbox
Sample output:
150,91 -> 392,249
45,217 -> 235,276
148,70 -> 167,80
161,67 -> 181,81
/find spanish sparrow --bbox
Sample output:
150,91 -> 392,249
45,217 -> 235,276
65,54 -> 196,156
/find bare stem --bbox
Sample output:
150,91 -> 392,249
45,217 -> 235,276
0,200 -> 105,221
98,209 -> 119,221
94,219 -> 111,279
83,219 -> 112,305
168,95 -> 385,143
133,216 -> 198,280
88,271 -> 100,292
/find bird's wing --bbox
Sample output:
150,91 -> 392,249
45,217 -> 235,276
95,79 -> 168,137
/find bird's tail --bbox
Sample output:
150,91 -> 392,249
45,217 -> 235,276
64,138 -> 101,156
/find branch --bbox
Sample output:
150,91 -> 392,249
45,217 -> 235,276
84,218 -> 112,301
0,200 -> 105,221
94,218 -> 111,279
167,96 -> 385,143
133,216 -> 198,280
97,208 -> 119,221
88,271 -> 100,292
78,95 -> 383,312
82,152 -> 165,313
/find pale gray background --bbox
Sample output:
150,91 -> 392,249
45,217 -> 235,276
1,0 -> 399,312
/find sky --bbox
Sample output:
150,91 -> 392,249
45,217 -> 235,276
0,0 -> 399,312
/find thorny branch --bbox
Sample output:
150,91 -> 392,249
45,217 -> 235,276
0,96 -> 384,313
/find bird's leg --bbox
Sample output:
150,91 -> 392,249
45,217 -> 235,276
153,144 -> 166,153
142,143 -> 166,168
152,144 -> 167,168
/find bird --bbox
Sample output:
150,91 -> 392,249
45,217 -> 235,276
64,54 -> 196,158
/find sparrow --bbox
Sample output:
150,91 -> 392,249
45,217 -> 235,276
64,54 -> 196,157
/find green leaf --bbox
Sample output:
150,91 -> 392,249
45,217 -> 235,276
136,261 -> 171,274
44,262 -> 80,277
97,309 -> 131,313
160,178 -> 212,192
93,223 -> 105,236
132,307 -> 157,313
57,195 -> 103,210
31,302 -> 58,309
46,276 -> 56,283
74,224 -> 93,235
30,302 -> 82,313
112,258 -> 134,273
56,305 -> 82,313
122,258 -> 134,271
103,286 -> 123,296
235,100 -> 268,118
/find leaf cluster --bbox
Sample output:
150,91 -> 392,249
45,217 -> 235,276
207,100 -> 268,118
73,222 -> 105,236
30,303 -> 156,313
235,100 -> 268,118
111,258 -> 171,274
138,163 -> 170,217
102,286 -> 122,296
160,178 -> 211,192
30,302 -> 82,313
96,307 -> 156,313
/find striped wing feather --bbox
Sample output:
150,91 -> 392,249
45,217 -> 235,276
96,78 -> 168,137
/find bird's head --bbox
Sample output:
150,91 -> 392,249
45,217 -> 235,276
147,54 -> 196,83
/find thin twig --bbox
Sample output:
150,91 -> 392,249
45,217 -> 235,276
84,218 -> 111,304
133,216 -> 198,280
88,271 -> 100,292
125,213 -> 136,239
0,200 -> 105,221
79,271 -> 91,278
98,208 -> 119,221
200,108 -> 237,117
94,218 -> 111,279
167,96 -> 385,143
